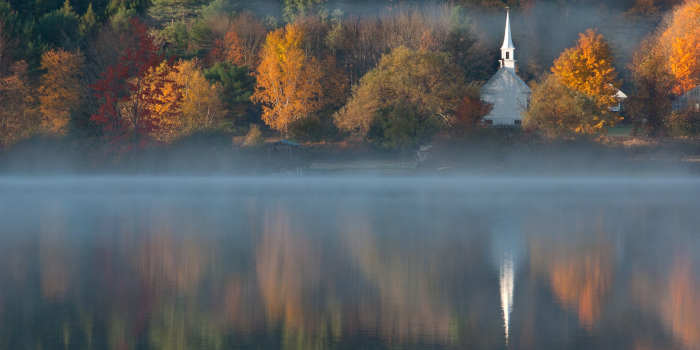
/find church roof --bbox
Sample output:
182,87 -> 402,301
501,10 -> 515,50
482,68 -> 530,95
481,68 -> 531,124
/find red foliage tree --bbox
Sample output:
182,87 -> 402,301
453,93 -> 492,134
91,18 -> 179,148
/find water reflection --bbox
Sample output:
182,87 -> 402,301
0,177 -> 699,349
499,255 -> 514,345
491,220 -> 522,346
531,238 -> 614,329
663,257 -> 700,348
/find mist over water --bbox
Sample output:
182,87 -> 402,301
1,175 -> 699,349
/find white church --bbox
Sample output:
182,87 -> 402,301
481,9 -> 531,126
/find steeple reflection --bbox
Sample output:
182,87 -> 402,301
499,254 -> 514,345
491,219 -> 522,346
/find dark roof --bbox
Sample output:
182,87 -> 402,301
274,139 -> 302,147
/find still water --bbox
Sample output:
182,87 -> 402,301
1,176 -> 699,350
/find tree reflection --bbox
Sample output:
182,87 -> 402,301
662,257 -> 700,349
137,233 -> 206,296
256,207 -> 320,333
341,214 -> 455,344
530,238 -> 614,329
39,202 -> 73,300
2,187 -> 699,350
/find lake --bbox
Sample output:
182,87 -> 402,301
0,176 -> 699,349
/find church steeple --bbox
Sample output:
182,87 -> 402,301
500,8 -> 516,70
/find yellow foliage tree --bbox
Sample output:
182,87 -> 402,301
627,38 -> 675,135
334,46 -> 466,137
0,61 -> 39,148
38,49 -> 84,135
172,60 -> 226,133
524,74 -> 608,138
552,29 -> 619,112
252,23 -> 323,134
659,0 -> 700,95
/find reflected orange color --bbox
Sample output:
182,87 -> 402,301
137,234 -> 205,295
256,209 -> 319,331
663,258 -> 700,348
343,218 -> 452,343
40,237 -> 71,300
531,240 -> 613,328
223,277 -> 242,321
39,204 -> 72,300
634,340 -> 662,350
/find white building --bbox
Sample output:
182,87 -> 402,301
481,9 -> 531,126
610,86 -> 628,113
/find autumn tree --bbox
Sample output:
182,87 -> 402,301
252,23 -> 323,134
657,0 -> 700,95
626,0 -> 699,136
220,29 -> 245,66
627,39 -> 675,136
551,29 -> 620,111
38,49 -> 84,135
453,85 -> 493,134
209,12 -> 267,68
523,74 -> 605,139
334,46 -> 466,141
530,29 -> 623,137
137,61 -> 184,143
0,61 -> 39,148
172,59 -> 226,134
91,18 -> 182,147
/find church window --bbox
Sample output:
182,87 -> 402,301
484,119 -> 494,126
514,120 -> 521,125
506,52 -> 509,59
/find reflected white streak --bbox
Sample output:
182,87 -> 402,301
500,255 -> 514,345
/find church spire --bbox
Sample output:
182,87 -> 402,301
502,8 -> 514,50
500,8 -> 516,69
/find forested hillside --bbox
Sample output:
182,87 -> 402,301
0,0 -> 698,159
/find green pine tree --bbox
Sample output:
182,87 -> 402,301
79,3 -> 97,36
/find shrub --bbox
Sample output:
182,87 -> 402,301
665,111 -> 700,137
288,115 -> 339,143
243,124 -> 264,146
367,103 -> 439,150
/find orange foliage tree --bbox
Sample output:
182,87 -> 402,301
252,23 -> 323,134
38,49 -> 84,135
137,61 -> 184,143
222,30 -> 245,66
658,0 -> 700,95
551,29 -> 620,110
210,12 -> 267,68
211,30 -> 245,66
